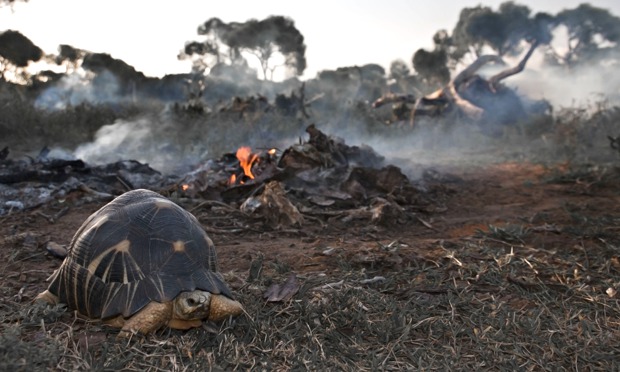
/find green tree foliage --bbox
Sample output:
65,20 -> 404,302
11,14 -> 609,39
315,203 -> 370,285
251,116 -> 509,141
412,48 -> 450,89
180,16 -> 307,80
552,3 -> 620,67
405,1 -> 558,94
0,30 -> 42,80
180,17 -> 253,74
231,16 -> 306,79
79,53 -> 147,95
0,30 -> 42,67
388,60 -> 410,82
54,44 -> 88,72
314,64 -> 386,108
451,1 -> 552,59
388,59 -> 420,94
409,29 -> 454,92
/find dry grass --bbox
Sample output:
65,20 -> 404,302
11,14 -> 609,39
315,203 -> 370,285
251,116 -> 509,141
2,210 -> 619,371
1,93 -> 620,371
0,97 -> 128,151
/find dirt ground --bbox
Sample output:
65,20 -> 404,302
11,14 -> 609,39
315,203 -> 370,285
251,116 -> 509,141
1,161 -> 619,371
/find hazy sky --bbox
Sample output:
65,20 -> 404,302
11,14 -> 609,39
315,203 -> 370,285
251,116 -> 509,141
1,0 -> 619,79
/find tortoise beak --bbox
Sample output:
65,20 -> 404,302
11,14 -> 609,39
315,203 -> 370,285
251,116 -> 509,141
209,295 -> 243,321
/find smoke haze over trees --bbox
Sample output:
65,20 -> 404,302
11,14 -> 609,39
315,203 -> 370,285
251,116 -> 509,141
179,15 -> 306,80
549,3 -> 620,67
1,1 -> 620,172
2,2 -> 619,97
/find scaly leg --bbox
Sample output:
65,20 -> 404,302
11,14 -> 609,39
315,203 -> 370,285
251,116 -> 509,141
117,301 -> 172,338
34,290 -> 59,305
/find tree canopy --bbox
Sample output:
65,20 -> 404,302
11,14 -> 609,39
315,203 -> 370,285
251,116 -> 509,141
450,1 -> 552,59
391,1 -> 620,94
0,29 -> 42,81
180,15 -> 307,80
449,2 -> 620,68
412,48 -> 450,89
406,2 -> 551,93
550,3 -> 620,67
0,29 -> 42,67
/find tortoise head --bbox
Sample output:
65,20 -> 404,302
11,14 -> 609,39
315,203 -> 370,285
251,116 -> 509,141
173,290 -> 243,322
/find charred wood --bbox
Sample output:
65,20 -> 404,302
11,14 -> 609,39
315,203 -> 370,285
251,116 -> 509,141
488,41 -> 539,89
0,147 -> 8,161
373,42 -> 547,130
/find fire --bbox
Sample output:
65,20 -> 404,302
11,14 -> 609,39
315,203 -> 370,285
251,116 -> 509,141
229,146 -> 277,186
181,184 -> 189,191
236,146 -> 258,179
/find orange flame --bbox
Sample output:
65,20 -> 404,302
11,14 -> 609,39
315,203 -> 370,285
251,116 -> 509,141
268,148 -> 276,156
181,184 -> 189,191
236,146 -> 258,179
229,174 -> 236,185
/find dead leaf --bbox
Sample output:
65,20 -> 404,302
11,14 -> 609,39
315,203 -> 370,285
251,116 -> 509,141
264,273 -> 300,302
76,332 -> 107,351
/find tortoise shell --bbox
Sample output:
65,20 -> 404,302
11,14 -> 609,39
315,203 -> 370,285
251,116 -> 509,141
45,189 -> 233,319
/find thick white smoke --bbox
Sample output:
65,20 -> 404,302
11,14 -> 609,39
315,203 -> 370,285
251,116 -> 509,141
71,112 -> 300,175
74,117 -> 185,173
61,35 -> 620,179
511,62 -> 620,108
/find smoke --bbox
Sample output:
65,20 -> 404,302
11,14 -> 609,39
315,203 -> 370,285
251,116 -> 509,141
317,117 -> 503,181
72,110 -> 303,175
41,40 -> 618,180
510,60 -> 620,108
35,70 -> 123,110
496,27 -> 620,108
303,51 -> 620,181
74,117 -> 185,174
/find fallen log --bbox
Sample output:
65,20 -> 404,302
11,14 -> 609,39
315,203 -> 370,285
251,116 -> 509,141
449,42 -> 539,129
373,41 -> 545,131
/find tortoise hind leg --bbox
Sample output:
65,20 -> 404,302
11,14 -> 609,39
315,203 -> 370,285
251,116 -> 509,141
117,301 -> 172,339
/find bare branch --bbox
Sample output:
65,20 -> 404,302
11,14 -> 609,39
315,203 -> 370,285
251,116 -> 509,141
488,41 -> 539,88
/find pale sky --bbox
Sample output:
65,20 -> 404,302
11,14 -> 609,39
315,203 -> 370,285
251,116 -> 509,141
1,0 -> 619,79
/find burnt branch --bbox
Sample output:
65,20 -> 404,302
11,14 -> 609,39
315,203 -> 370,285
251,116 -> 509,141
371,93 -> 416,108
488,41 -> 539,89
453,55 -> 504,86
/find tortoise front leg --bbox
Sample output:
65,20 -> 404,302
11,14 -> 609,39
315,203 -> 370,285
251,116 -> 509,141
117,301 -> 172,338
34,290 -> 59,305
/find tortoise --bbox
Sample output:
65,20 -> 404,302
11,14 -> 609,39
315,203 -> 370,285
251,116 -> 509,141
35,189 -> 243,337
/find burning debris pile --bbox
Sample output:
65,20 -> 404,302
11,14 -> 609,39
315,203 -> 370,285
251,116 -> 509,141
1,126 -> 435,227
179,125 -> 427,228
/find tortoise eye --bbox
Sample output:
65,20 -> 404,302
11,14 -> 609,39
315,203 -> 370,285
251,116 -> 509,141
186,298 -> 197,306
